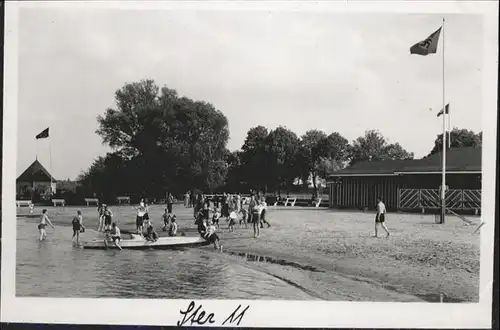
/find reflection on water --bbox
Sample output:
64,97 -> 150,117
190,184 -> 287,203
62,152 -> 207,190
16,217 -> 314,299
229,252 -> 324,273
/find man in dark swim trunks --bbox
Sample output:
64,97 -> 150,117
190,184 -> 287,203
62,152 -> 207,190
375,197 -> 390,238
102,205 -> 113,232
38,209 -> 55,241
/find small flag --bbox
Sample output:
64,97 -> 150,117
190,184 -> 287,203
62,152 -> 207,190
437,104 -> 449,117
410,27 -> 442,56
36,127 -> 49,139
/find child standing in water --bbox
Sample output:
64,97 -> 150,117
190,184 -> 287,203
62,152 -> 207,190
38,209 -> 55,241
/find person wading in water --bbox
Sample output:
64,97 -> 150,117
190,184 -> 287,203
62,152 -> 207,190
38,209 -> 55,241
72,210 -> 85,245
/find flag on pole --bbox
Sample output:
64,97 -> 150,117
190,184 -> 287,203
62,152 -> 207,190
437,103 -> 449,117
35,127 -> 49,139
410,27 -> 442,56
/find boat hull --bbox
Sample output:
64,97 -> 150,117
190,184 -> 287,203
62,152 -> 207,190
83,235 -> 210,250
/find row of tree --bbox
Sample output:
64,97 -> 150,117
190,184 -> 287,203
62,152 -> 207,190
77,79 -> 482,201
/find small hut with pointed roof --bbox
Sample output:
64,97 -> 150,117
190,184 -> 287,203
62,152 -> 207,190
16,159 -> 57,200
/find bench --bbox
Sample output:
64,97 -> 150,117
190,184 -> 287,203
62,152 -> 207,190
84,198 -> 99,206
16,200 -> 32,207
116,196 -> 131,204
52,199 -> 66,207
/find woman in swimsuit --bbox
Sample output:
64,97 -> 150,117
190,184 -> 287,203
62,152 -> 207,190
72,210 -> 85,244
38,209 -> 55,241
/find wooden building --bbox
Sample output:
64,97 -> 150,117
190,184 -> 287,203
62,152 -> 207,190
326,147 -> 481,212
16,159 -> 57,200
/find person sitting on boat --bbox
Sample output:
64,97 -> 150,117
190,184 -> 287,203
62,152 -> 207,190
161,208 -> 171,232
104,222 -> 122,250
102,205 -> 114,232
145,224 -> 159,242
168,216 -> 178,237
204,222 -> 222,251
38,209 -> 55,241
72,210 -> 85,244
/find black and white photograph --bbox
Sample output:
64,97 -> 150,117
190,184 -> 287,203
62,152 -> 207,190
1,1 -> 498,328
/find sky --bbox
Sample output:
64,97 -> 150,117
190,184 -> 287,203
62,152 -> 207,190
16,7 -> 485,180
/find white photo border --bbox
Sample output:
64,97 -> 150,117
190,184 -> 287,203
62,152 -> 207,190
2,1 -> 498,328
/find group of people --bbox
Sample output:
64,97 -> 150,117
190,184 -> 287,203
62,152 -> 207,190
35,194 -> 390,254
37,208 -> 90,246
191,192 -> 271,240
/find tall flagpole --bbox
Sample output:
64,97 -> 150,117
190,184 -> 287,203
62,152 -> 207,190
440,17 -> 447,224
448,104 -> 451,148
48,127 -> 54,195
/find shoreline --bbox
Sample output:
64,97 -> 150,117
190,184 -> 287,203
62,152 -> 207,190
18,205 -> 480,302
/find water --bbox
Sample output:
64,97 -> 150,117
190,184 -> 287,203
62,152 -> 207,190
15,216 -> 315,299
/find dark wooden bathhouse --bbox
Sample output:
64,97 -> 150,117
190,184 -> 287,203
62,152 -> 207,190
326,147 -> 481,213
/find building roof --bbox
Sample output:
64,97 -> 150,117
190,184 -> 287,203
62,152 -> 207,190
16,159 -> 56,182
396,147 -> 481,173
328,147 -> 481,178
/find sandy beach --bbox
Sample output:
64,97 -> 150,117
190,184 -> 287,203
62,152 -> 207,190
20,204 -> 480,302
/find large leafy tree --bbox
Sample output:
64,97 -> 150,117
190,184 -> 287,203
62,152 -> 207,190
265,126 -> 301,193
224,150 -> 246,192
349,129 -> 414,165
427,128 -> 482,157
297,130 -> 327,191
240,126 -> 270,191
92,79 -> 229,196
77,152 -> 127,201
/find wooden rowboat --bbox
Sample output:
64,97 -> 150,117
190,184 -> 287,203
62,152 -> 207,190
83,234 -> 210,250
